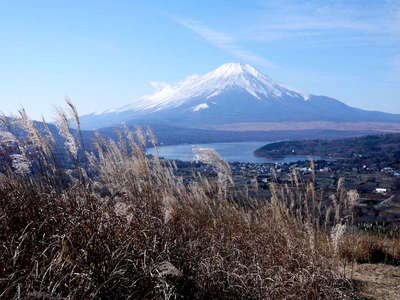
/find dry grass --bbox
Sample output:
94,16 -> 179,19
0,103 -> 368,299
340,233 -> 400,265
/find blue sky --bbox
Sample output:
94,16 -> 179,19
0,0 -> 399,120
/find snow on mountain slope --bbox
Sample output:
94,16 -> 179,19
79,62 -> 400,130
111,63 -> 309,113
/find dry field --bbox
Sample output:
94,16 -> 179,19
204,121 -> 400,132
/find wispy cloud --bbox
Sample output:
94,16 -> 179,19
173,1 -> 399,84
174,18 -> 276,68
149,81 -> 170,91
245,0 -> 399,45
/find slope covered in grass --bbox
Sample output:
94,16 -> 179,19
0,104 -> 376,299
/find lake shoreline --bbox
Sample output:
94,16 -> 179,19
147,141 -> 328,164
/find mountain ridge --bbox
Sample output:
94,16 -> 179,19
79,63 -> 400,130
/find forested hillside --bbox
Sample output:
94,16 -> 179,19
255,133 -> 400,167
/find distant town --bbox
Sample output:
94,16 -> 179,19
166,149 -> 400,227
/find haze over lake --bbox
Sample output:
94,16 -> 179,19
147,141 -> 320,163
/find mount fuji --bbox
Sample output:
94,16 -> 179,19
80,63 -> 400,130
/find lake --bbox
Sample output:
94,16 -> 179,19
147,141 -> 321,163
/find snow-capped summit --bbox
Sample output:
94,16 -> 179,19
207,62 -> 262,78
115,62 -> 309,114
79,63 -> 400,130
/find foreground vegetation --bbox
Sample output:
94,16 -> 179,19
0,104 -> 399,299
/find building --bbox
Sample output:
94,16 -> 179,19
375,188 -> 387,194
